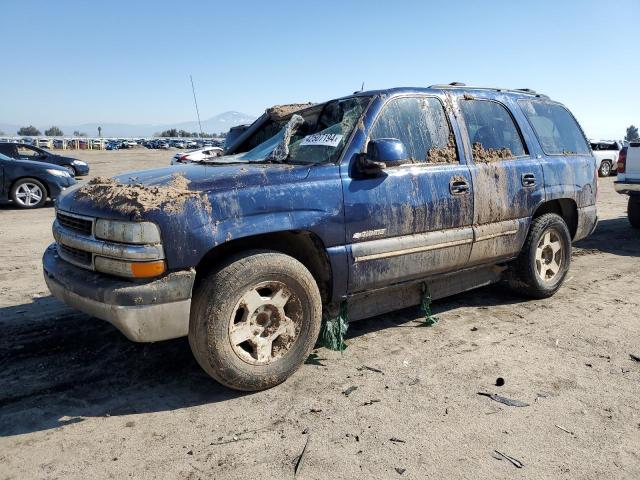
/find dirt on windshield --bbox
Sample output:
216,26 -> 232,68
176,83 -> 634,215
75,173 -> 211,216
266,103 -> 315,121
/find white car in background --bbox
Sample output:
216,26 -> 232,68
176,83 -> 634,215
170,146 -> 223,165
591,140 -> 623,177
614,142 -> 640,227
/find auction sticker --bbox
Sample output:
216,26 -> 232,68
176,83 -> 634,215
300,133 -> 343,147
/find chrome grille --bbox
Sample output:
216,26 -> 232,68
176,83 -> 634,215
56,211 -> 93,236
59,244 -> 92,267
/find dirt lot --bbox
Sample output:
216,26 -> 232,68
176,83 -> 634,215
1,149 -> 639,479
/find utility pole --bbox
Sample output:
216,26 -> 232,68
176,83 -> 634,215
190,75 -> 204,138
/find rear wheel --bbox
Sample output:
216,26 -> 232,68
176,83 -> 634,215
628,196 -> 640,229
598,160 -> 612,177
508,213 -> 572,299
10,178 -> 47,209
189,250 -> 322,391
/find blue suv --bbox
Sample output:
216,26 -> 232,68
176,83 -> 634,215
43,85 -> 597,390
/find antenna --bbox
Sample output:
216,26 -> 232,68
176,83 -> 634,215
190,75 -> 203,138
361,81 -> 365,92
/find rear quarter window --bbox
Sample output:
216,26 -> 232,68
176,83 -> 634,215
519,100 -> 590,155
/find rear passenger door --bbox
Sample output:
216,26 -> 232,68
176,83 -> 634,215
342,94 -> 474,293
451,93 -> 544,265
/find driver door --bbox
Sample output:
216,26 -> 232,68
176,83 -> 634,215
341,94 -> 474,293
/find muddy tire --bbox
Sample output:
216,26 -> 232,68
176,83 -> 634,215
598,160 -> 612,177
10,178 -> 47,208
628,196 -> 640,229
507,213 -> 571,299
188,250 -> 322,391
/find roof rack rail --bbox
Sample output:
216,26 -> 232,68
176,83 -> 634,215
449,82 -> 466,86
514,88 -> 537,93
427,84 -> 548,98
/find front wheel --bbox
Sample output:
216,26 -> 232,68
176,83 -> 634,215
189,250 -> 322,391
62,165 -> 76,176
507,213 -> 572,299
10,178 -> 47,208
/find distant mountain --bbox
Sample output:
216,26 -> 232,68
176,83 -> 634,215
0,111 -> 257,138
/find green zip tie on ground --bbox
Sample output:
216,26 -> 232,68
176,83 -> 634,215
317,301 -> 348,351
419,283 -> 439,327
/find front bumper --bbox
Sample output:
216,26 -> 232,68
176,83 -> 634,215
614,181 -> 640,195
43,244 -> 195,342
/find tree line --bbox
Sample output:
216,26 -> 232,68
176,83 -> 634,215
154,128 -> 227,138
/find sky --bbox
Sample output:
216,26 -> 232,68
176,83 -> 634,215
1,0 -> 638,139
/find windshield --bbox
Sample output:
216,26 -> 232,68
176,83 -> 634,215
211,96 -> 371,165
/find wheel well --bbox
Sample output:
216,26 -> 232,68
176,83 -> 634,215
195,231 -> 333,303
533,199 -> 578,239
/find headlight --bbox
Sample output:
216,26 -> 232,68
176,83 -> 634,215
95,219 -> 162,244
47,168 -> 71,177
73,160 -> 88,166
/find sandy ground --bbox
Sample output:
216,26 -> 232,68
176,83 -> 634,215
0,149 -> 639,480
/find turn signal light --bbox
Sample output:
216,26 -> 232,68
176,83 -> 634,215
131,260 -> 167,278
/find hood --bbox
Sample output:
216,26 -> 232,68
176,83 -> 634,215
56,161 -> 311,219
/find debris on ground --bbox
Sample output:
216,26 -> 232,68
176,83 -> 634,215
317,302 -> 348,351
495,377 -> 505,387
305,353 -> 326,366
362,399 -> 381,406
293,435 -> 310,477
358,365 -> 384,374
478,392 -> 529,407
492,450 -> 524,468
342,386 -> 357,397
389,437 -> 406,443
629,353 -> 640,362
470,326 -> 478,331
555,425 -> 575,435
418,283 -> 439,327
395,467 -> 406,475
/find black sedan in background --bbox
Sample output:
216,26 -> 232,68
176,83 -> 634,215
0,142 -> 89,176
0,152 -> 76,208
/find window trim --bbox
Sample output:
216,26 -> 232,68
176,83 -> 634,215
458,97 -> 530,161
366,94 -> 461,167
517,99 -> 591,157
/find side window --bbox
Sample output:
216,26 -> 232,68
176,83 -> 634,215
370,96 -> 457,164
0,144 -> 14,156
459,99 -> 526,160
518,101 -> 590,155
16,145 -> 41,158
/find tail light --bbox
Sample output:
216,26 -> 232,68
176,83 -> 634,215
618,147 -> 627,173
179,154 -> 189,163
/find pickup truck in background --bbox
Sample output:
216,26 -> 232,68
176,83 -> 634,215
591,140 -> 623,177
614,142 -> 640,227
42,85 -> 598,391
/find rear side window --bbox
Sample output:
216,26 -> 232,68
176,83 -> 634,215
0,144 -> 14,156
370,96 -> 457,164
459,99 -> 526,159
519,101 -> 590,155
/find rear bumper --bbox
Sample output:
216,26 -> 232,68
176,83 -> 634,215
614,181 -> 640,195
574,204 -> 598,242
43,244 -> 195,342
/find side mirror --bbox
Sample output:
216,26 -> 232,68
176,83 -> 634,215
356,138 -> 409,176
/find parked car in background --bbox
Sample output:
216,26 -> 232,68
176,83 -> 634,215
44,85 -> 597,391
591,140 -> 622,177
614,142 -> 640,227
0,142 -> 90,176
170,146 -> 223,165
0,152 -> 75,208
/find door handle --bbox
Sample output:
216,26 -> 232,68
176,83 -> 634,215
450,178 -> 470,195
521,173 -> 536,187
